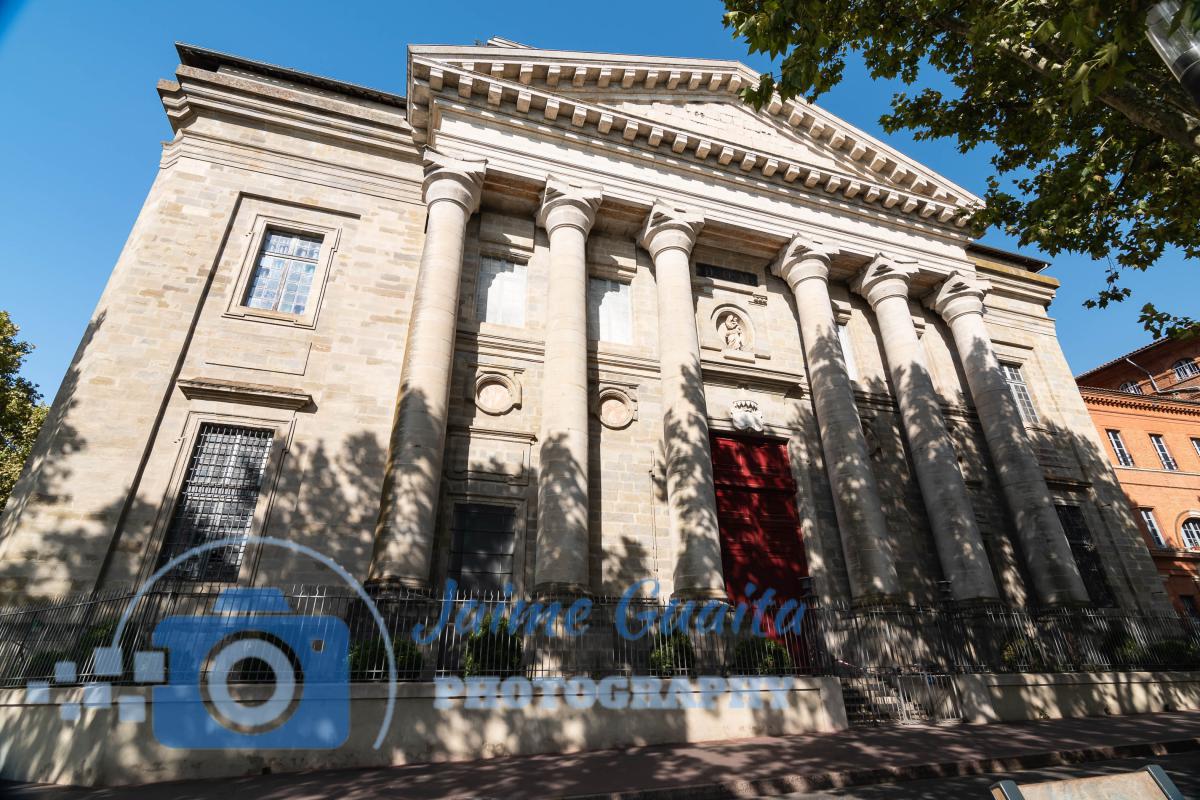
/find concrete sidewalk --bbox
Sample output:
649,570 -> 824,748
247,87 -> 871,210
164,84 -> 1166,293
6,711 -> 1200,800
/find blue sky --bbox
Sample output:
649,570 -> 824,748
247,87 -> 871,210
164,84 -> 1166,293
0,0 -> 1191,400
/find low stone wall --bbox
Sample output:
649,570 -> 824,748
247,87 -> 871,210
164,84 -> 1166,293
0,676 -> 847,787
954,671 -> 1200,724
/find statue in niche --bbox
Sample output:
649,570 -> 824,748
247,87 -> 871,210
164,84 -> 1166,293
721,312 -> 746,351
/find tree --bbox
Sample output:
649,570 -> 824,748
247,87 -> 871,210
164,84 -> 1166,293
0,311 -> 47,511
724,0 -> 1200,337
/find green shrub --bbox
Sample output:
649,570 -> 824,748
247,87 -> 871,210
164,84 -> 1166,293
462,614 -> 523,677
348,636 -> 424,680
729,639 -> 794,675
999,636 -> 1051,672
649,632 -> 695,677
1134,638 -> 1200,667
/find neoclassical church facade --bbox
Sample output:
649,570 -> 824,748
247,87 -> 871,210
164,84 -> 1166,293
0,39 -> 1172,615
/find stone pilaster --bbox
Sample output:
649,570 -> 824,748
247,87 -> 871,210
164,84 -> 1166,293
773,236 -> 901,602
370,149 -> 486,590
927,271 -> 1089,606
852,256 -> 999,602
639,202 -> 726,600
534,176 -> 603,595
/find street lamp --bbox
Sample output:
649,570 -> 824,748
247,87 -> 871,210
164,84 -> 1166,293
1146,0 -> 1200,108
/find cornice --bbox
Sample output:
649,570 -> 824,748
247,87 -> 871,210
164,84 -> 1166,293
177,378 -> 314,410
159,66 -> 418,160
407,46 -> 979,210
407,56 -> 972,231
1079,385 -> 1200,416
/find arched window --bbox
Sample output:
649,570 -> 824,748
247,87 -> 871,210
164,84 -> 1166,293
1119,381 -> 1142,394
1174,358 -> 1200,381
1183,519 -> 1200,550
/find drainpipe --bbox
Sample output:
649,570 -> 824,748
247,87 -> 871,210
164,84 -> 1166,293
1125,357 -> 1161,393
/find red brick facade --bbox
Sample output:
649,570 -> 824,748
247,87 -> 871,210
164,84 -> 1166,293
1078,338 -> 1200,618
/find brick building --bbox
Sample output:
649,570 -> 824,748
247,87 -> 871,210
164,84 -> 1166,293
0,39 -> 1172,615
1077,338 -> 1200,616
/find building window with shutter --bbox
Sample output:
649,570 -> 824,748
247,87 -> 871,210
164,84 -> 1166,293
244,230 -> 322,315
157,424 -> 274,582
1055,504 -> 1116,607
587,277 -> 632,344
448,502 -> 517,594
1140,509 -> 1167,548
1106,430 -> 1135,467
475,257 -> 527,327
1000,362 -> 1040,425
1150,434 -> 1179,471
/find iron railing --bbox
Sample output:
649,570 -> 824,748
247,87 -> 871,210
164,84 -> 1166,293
2,585 -> 1199,688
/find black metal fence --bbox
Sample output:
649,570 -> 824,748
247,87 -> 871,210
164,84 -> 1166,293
2,584 -> 1199,688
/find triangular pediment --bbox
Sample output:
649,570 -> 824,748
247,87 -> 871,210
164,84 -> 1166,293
407,40 -> 980,226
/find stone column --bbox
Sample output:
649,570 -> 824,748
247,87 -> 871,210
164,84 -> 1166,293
927,271 -> 1089,606
639,202 -> 726,600
534,177 -> 603,595
852,256 -> 999,602
773,235 -> 901,602
370,150 -> 486,590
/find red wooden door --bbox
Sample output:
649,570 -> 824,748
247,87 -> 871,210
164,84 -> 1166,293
710,433 -> 809,632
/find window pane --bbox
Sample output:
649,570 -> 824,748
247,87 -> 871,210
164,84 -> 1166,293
1107,430 -> 1134,467
837,323 -> 858,381
1173,359 -> 1200,380
1118,381 -> 1142,394
476,258 -> 526,327
1183,520 -> 1200,549
157,424 -> 273,582
1001,362 -> 1039,425
587,278 -> 632,344
245,230 -> 321,314
1140,509 -> 1166,548
1150,434 -> 1178,471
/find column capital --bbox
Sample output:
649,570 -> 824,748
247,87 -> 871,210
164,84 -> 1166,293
638,201 -> 704,260
537,175 -> 604,235
851,254 -> 920,308
925,270 -> 990,323
422,148 -> 487,213
771,234 -> 838,290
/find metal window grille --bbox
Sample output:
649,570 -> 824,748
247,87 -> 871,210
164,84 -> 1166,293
1107,429 -> 1135,467
156,424 -> 274,582
1173,358 -> 1200,381
1055,504 -> 1116,607
1140,509 -> 1167,548
696,263 -> 758,286
1000,363 -> 1039,425
1151,434 -> 1179,471
244,229 -> 321,315
1184,519 -> 1200,550
448,503 -> 517,594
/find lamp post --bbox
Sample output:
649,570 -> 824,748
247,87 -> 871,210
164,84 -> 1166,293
1146,0 -> 1200,108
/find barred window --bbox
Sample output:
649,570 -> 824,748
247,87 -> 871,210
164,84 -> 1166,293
157,424 -> 273,582
1173,358 -> 1200,381
475,257 -> 526,327
448,502 -> 517,594
1118,381 -> 1142,394
1000,362 -> 1039,426
696,263 -> 757,286
1106,429 -> 1134,467
587,278 -> 632,344
1055,504 -> 1116,607
244,230 -> 321,315
1140,509 -> 1166,548
1150,434 -> 1179,471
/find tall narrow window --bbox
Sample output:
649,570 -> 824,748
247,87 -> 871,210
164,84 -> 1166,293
1000,362 -> 1040,425
1055,504 -> 1116,607
1173,358 -> 1200,381
158,424 -> 274,582
837,322 -> 858,381
1140,508 -> 1167,548
245,230 -> 322,315
587,277 -> 632,344
448,502 -> 517,593
1107,430 -> 1135,467
475,257 -> 527,327
1150,434 -> 1179,470
1191,437 -> 1200,462
1118,381 -> 1142,394
1183,519 -> 1200,550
